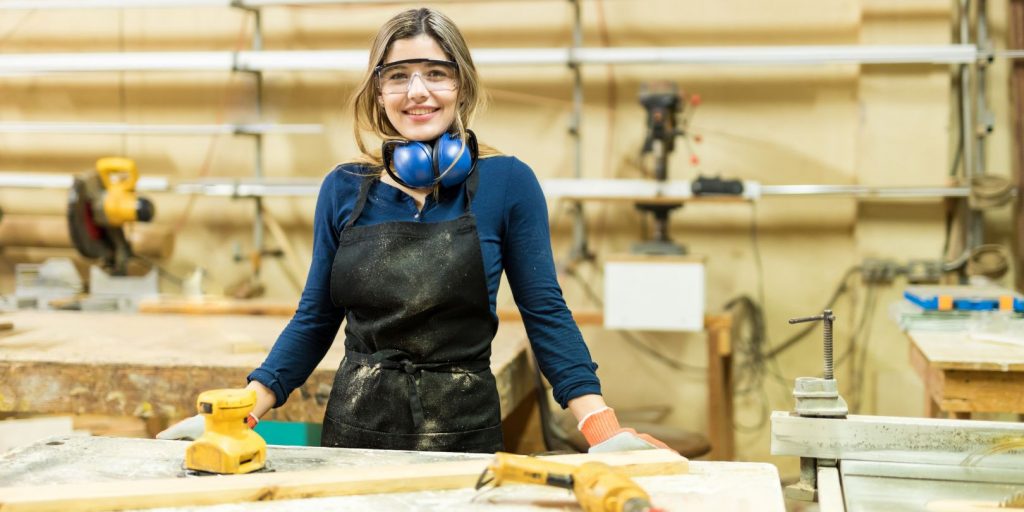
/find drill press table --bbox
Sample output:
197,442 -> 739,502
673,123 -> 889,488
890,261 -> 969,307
0,435 -> 785,511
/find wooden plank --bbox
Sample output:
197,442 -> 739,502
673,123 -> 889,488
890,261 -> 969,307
0,417 -> 72,453
907,331 -> 1024,371
138,298 -> 296,316
0,449 -> 687,512
706,314 -> 735,461
937,370 -> 1024,413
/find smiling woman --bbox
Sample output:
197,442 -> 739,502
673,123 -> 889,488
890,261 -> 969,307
159,7 -> 670,456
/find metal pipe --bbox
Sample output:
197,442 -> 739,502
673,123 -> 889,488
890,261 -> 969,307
251,8 -> 265,279
0,46 -> 979,74
0,122 -> 321,135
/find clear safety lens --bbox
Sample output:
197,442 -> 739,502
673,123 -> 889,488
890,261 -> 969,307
377,60 -> 458,95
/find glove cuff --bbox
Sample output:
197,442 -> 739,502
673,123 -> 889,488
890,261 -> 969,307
579,407 -> 621,446
246,413 -> 259,429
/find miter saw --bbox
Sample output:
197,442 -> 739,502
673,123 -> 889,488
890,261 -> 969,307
68,157 -> 154,275
66,157 -> 158,310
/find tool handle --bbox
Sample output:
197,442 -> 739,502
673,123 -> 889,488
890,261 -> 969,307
486,453 -> 575,489
95,157 -> 139,191
789,314 -> 824,324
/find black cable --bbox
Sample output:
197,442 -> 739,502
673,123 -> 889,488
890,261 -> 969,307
763,265 -> 860,360
617,330 -> 707,372
850,287 -> 880,413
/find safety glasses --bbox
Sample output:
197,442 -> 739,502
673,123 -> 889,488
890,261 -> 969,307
375,58 -> 459,95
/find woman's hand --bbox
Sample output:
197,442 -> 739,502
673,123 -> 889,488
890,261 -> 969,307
155,382 -> 275,440
577,407 -> 673,453
568,395 -> 674,453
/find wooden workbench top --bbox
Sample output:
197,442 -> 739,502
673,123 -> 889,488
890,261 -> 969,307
0,311 -> 532,423
0,435 -> 785,511
908,330 -> 1024,372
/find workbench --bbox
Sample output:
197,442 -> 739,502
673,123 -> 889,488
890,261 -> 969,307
907,329 -> 1024,418
0,435 -> 785,511
0,311 -> 533,434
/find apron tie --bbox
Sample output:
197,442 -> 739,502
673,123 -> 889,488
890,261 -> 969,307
346,349 -> 489,430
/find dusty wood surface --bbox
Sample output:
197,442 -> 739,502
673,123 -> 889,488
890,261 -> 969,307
0,445 -> 685,511
908,330 -> 1024,371
909,331 -> 1024,415
0,436 -> 783,512
0,311 -> 532,425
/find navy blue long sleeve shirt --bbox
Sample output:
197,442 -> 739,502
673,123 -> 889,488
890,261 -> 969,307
248,155 -> 601,409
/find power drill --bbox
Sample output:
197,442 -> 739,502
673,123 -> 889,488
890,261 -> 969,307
476,452 -> 663,512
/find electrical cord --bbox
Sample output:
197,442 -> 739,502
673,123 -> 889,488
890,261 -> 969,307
763,265 -> 861,360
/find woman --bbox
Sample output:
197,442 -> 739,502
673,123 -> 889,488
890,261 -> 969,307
160,7 -> 668,454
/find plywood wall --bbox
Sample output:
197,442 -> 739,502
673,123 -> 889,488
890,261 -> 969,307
0,0 -> 1015,476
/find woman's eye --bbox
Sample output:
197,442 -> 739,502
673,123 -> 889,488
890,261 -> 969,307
427,70 -> 451,80
385,72 -> 408,81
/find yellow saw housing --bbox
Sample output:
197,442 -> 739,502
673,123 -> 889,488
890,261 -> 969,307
185,389 -> 267,475
96,156 -> 145,226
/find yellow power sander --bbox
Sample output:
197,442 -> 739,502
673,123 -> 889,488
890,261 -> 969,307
184,389 -> 267,475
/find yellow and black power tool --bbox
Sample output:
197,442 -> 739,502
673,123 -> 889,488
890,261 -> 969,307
67,157 -> 155,275
476,452 -> 664,512
184,389 -> 267,475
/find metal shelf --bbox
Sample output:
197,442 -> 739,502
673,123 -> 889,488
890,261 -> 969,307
0,0 -> 536,8
0,173 -> 973,200
0,122 -> 322,135
0,45 -> 977,74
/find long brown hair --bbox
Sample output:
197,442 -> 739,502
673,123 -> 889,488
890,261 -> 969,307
349,8 -> 500,169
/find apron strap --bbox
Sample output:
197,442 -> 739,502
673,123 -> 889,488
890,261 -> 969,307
462,165 -> 479,211
346,349 -> 490,429
344,174 -> 377,230
346,163 -> 477,230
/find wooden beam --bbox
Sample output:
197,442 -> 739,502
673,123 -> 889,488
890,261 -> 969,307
0,449 -> 687,512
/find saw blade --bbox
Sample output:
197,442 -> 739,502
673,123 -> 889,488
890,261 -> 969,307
67,175 -> 126,266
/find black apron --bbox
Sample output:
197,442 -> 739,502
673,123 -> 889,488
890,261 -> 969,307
322,171 -> 503,453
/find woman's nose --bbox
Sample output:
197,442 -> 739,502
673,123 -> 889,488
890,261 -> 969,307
406,73 -> 429,100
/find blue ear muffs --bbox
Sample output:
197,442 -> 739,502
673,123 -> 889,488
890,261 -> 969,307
383,130 -> 478,189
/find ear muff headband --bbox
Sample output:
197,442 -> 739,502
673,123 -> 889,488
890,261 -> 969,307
383,130 -> 478,189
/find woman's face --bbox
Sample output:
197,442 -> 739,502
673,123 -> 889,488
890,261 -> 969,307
379,34 -> 459,142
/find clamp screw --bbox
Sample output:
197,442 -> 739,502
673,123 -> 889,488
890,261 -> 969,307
789,309 -> 836,380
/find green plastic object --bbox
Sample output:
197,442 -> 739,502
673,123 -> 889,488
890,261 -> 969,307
253,421 -> 322,447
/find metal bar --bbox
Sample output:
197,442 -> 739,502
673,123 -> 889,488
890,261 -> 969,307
0,53 -> 232,74
817,467 -> 846,512
0,0 -> 227,8
0,122 -> 321,135
251,8 -> 265,279
840,460 -> 1024,486
977,0 -> 991,175
0,174 -> 978,200
0,172 -> 170,191
0,0 -> 551,8
174,180 -> 321,197
759,184 -> 972,198
0,46 -> 978,75
571,45 -> 978,65
770,412 -> 1024,469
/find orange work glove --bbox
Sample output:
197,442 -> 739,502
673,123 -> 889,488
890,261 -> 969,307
578,407 -> 672,452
